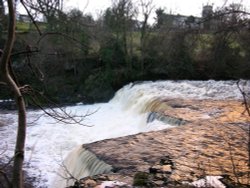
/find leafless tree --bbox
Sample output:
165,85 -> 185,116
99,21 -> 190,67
0,1 -> 93,187
237,80 -> 250,183
138,0 -> 154,73
0,0 -> 26,187
20,0 -> 63,24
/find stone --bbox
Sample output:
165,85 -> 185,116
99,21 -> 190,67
149,165 -> 161,174
84,179 -> 97,187
154,173 -> 164,180
162,165 -> 172,173
160,156 -> 174,166
154,180 -> 164,186
82,99 -> 250,186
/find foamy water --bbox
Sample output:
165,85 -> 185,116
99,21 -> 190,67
0,80 -> 247,187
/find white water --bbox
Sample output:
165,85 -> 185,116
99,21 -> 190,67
0,80 -> 247,187
191,176 -> 226,188
54,146 -> 113,187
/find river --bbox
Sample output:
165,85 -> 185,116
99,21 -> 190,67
0,80 -> 247,187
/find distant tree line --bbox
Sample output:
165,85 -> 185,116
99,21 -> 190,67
1,0 -> 250,104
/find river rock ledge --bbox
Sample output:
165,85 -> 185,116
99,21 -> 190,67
70,99 -> 250,187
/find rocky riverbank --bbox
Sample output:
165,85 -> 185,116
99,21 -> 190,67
73,99 -> 249,187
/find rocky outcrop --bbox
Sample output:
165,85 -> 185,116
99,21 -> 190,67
67,99 -> 250,187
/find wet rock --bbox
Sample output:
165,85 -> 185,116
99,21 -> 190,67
149,164 -> 172,175
71,175 -> 133,188
147,156 -> 175,186
160,156 -> 174,166
153,173 -> 164,180
84,179 -> 97,187
154,180 -> 164,186
162,165 -> 172,173
82,99 -> 249,186
147,112 -> 187,125
149,156 -> 174,175
220,175 -> 249,188
69,177 -> 98,188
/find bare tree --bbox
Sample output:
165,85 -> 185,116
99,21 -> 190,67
237,80 -> 250,183
0,0 -> 27,187
138,0 -> 154,73
0,1 -> 91,187
21,0 -> 63,28
21,0 -> 63,15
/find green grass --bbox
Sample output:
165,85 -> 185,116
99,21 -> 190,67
16,21 -> 30,32
16,21 -> 47,32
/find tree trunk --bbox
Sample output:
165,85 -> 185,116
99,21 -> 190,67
0,1 -> 26,188
140,20 -> 146,74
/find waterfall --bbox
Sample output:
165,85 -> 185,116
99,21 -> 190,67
52,145 -> 113,188
0,80 -> 246,187
110,80 -> 242,113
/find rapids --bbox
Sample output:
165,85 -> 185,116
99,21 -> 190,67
0,80 -> 247,187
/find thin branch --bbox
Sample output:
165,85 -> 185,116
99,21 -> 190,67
227,137 -> 240,184
0,142 -> 8,156
237,80 -> 250,116
82,0 -> 89,14
11,48 -> 40,57
237,80 -> 250,183
27,113 -> 44,125
20,86 -> 96,126
222,0 -> 229,8
20,0 -> 42,36
26,131 -> 47,165
197,9 -> 250,32
25,45 -> 45,81
0,170 -> 11,187
1,156 -> 15,170
57,160 -> 79,184
0,81 -> 7,86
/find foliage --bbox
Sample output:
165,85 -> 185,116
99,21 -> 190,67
133,172 -> 150,186
155,8 -> 165,28
83,70 -> 115,102
0,1 -> 250,104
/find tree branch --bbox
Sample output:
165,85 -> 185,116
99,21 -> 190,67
0,170 -> 11,187
237,80 -> 250,116
20,0 -> 42,36
0,0 -> 27,187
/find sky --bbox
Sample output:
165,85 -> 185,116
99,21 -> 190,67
64,0 -> 250,18
16,0 -> 250,23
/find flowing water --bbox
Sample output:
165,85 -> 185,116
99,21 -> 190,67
0,80 -> 247,187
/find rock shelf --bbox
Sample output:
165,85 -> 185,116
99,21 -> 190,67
81,99 -> 250,187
